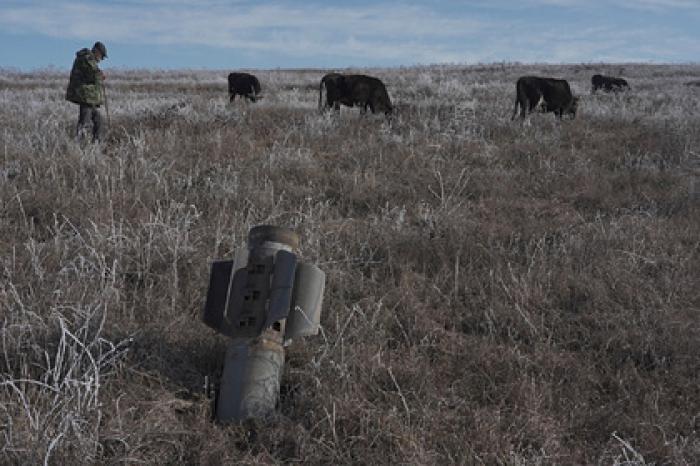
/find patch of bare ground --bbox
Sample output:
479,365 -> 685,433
1,63 -> 698,464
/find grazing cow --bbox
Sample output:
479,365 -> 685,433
228,72 -> 261,102
591,74 -> 630,93
512,76 -> 579,120
319,73 -> 351,110
319,73 -> 393,115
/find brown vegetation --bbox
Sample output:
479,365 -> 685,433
1,63 -> 699,464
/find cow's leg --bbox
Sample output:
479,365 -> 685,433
521,98 -> 529,119
230,94 -> 235,103
513,97 -> 526,120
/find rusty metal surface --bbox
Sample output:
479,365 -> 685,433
248,225 -> 300,250
216,336 -> 285,422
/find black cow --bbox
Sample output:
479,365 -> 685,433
319,73 -> 351,110
512,76 -> 579,120
319,73 -> 393,115
228,72 -> 261,102
591,74 -> 630,93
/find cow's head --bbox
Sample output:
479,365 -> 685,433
567,96 -> 580,118
375,99 -> 393,116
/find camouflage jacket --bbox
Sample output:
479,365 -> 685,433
65,48 -> 104,106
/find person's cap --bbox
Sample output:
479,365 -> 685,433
93,41 -> 107,58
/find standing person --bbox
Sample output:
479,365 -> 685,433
66,41 -> 108,143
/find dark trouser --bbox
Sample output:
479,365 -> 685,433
77,104 -> 103,142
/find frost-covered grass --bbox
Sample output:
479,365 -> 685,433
1,63 -> 699,464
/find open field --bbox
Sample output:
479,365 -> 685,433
1,63 -> 699,464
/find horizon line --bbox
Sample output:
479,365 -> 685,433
3,61 -> 700,74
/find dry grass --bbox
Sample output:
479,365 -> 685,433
1,63 -> 699,465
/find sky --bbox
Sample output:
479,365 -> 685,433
0,0 -> 698,70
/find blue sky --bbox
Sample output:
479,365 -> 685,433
0,0 -> 698,70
